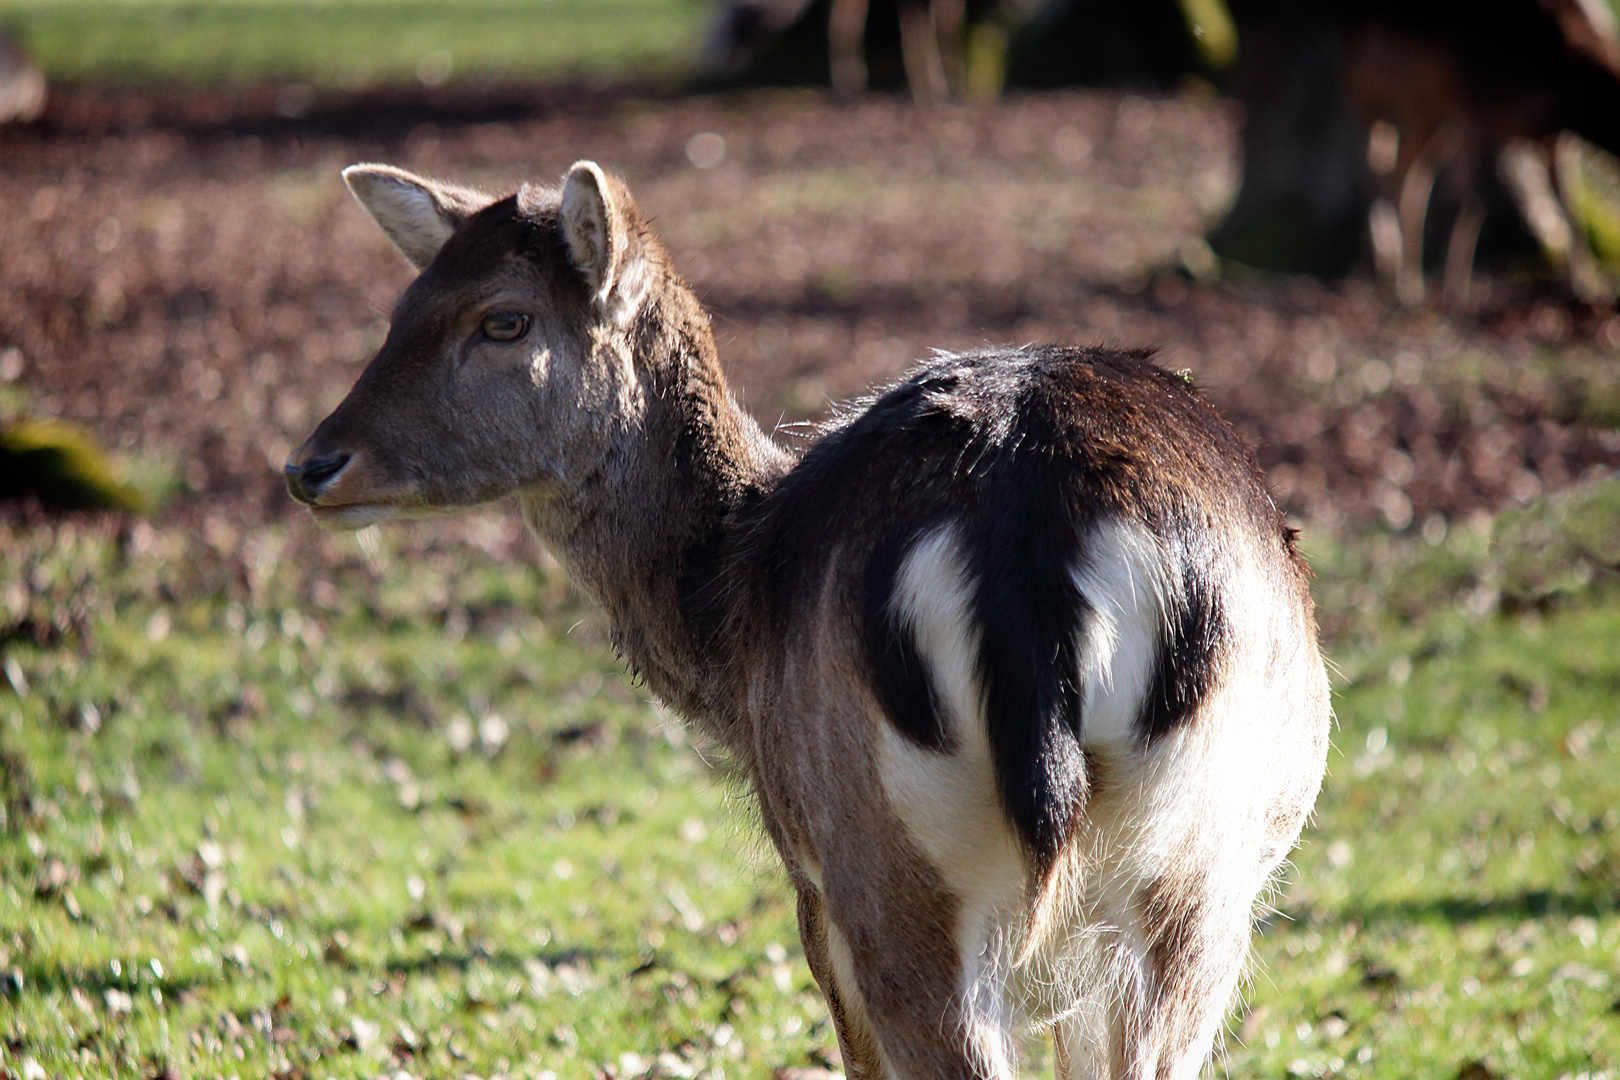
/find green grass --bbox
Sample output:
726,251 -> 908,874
1,514 -> 830,1078
0,0 -> 709,88
3,482 -> 1619,1078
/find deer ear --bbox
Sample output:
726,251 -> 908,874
559,161 -> 624,302
342,164 -> 488,270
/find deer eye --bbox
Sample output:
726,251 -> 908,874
481,312 -> 530,342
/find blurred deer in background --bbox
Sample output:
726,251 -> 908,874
1341,0 -> 1620,306
707,0 -> 1008,102
0,32 -> 45,125
829,0 -> 966,100
287,160 -> 1332,1078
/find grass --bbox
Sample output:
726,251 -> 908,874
3,476 -> 1618,1079
1,513 -> 829,1079
0,0 -> 709,88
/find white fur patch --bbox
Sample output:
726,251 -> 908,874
889,525 -> 983,744
605,249 -> 651,326
311,502 -> 397,531
878,525 -> 1005,877
1069,518 -> 1174,748
877,525 -> 1027,1056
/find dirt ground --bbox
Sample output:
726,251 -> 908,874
3,81 -> 1618,540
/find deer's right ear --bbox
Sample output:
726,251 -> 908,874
342,164 -> 488,270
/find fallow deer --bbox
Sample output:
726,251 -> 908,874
286,161 -> 1332,1079
829,0 -> 967,102
705,0 -> 981,103
1340,0 -> 1620,306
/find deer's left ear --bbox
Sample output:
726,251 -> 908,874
342,164 -> 489,270
559,161 -> 629,303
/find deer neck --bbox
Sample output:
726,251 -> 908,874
519,299 -> 791,734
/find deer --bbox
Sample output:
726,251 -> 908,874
828,0 -> 967,102
1339,0 -> 1620,306
285,160 -> 1332,1079
705,0 -> 983,104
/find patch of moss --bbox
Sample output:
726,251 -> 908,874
0,417 -> 148,513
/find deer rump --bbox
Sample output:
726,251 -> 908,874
696,347 -> 1265,872
687,346 -> 1325,1066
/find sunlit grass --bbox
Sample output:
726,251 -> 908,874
0,515 -> 827,1078
0,0 -> 708,88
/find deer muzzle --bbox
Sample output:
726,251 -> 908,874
284,449 -> 351,506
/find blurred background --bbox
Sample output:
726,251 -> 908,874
2,3 -> 1619,1079
3,0 -> 1619,533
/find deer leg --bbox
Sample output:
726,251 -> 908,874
931,0 -> 967,99
1564,210 -> 1608,304
1396,150 -> 1438,307
796,882 -> 885,1079
1500,137 -> 1607,301
1365,119 -> 1404,292
1051,974 -> 1124,1080
1046,732 -> 1315,1080
1368,198 -> 1403,287
1048,872 -> 1255,1080
1552,132 -> 1612,304
898,0 -> 949,105
797,828 -> 1015,1080
1442,192 -> 1485,310
829,0 -> 870,96
1122,873 -> 1257,1080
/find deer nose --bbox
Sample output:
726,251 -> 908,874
284,451 -> 351,505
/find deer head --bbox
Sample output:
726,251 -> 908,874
284,161 -> 664,531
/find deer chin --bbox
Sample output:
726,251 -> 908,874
307,502 -> 400,531
309,497 -> 480,530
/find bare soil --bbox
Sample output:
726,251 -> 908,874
3,81 -> 1618,539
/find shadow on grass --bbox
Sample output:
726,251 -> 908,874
9,962 -> 203,1002
1340,887 -> 1617,926
8,945 -> 624,1004
25,81 -> 669,143
382,944 -> 615,978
